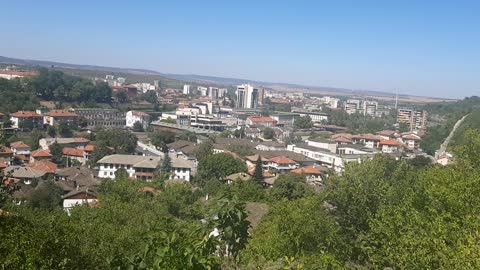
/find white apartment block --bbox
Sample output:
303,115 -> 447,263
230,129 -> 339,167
236,84 -> 259,109
126,111 -> 151,130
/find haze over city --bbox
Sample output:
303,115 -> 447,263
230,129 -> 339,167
1,0 -> 479,98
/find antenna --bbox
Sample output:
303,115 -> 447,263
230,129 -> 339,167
394,91 -> 398,110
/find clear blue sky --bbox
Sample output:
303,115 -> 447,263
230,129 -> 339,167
1,0 -> 479,98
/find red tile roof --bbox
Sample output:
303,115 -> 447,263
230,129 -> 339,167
44,110 -> 79,117
31,149 -> 52,157
14,154 -> 30,161
10,141 -> 30,149
73,138 -> 90,143
131,111 -> 149,117
247,116 -> 277,123
84,144 -> 95,152
332,136 -> 352,143
269,156 -> 296,165
10,111 -> 42,118
0,145 -> 13,154
28,160 -> 57,174
331,133 -> 353,140
291,166 -> 324,175
62,147 -> 85,157
379,139 -> 403,146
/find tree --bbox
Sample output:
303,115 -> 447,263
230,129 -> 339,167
47,125 -> 56,138
28,128 -> 44,150
408,155 -> 432,168
294,115 -> 313,129
160,148 -> 172,174
49,142 -> 63,164
57,121 -> 73,137
263,127 -> 275,140
195,140 -> 213,162
96,128 -> 138,154
252,156 -> 264,184
269,173 -> 315,201
132,121 -> 144,132
149,131 -> 175,148
178,131 -> 197,142
197,153 -> 246,181
398,122 -> 410,133
88,142 -> 110,167
115,168 -> 129,180
28,180 -> 64,209
114,90 -> 128,103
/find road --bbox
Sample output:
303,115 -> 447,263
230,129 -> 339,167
435,114 -> 469,161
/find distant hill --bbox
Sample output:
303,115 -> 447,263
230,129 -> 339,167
0,55 -> 454,103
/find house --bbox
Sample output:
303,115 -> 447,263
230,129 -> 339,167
3,166 -> 46,185
379,140 -> 405,153
245,116 -> 277,128
224,172 -> 251,184
0,145 -> 14,161
351,134 -> 382,148
245,154 -> 270,171
400,133 -> 421,149
10,111 -> 43,129
437,152 -> 453,166
28,160 -> 58,174
268,156 -> 298,173
30,149 -> 52,163
376,130 -> 398,140
62,187 -> 97,214
126,111 -> 151,130
10,141 -> 31,156
43,110 -> 80,126
291,165 -> 328,182
62,147 -> 87,165
39,138 -> 90,150
255,141 -> 286,151
97,154 -> 194,181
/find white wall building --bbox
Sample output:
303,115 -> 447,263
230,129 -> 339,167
126,111 -> 151,130
183,85 -> 191,95
236,84 -> 259,109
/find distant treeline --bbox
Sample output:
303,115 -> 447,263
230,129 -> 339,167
0,68 -> 112,113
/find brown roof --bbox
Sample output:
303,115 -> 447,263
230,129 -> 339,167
245,154 -> 270,162
31,149 -> 52,157
10,111 -> 42,118
332,136 -> 352,143
0,112 -> 5,117
10,141 -> 30,149
352,134 -> 382,141
247,116 -> 277,123
331,133 -> 353,140
402,133 -> 421,140
62,147 -> 85,157
269,156 -> 297,164
28,160 -> 57,174
44,110 -> 79,117
131,111 -> 150,117
14,154 -> 29,161
0,145 -> 13,154
379,139 -> 403,146
291,166 -> 325,175
376,130 -> 397,137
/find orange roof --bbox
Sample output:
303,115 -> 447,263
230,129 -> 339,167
132,111 -> 150,117
31,149 -> 52,157
62,147 -> 85,157
84,144 -> 95,152
10,141 -> 30,149
10,111 -> 42,118
14,154 -> 29,161
291,166 -> 323,175
379,139 -> 402,146
0,145 -> 13,154
44,110 -> 79,117
331,133 -> 353,140
28,160 -> 57,174
332,136 -> 352,143
247,116 -> 277,123
269,156 -> 296,164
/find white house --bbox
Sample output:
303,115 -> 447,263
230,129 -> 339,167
126,111 -> 151,130
62,187 -> 97,214
10,141 -> 31,156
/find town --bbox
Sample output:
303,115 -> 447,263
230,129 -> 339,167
0,65 -> 443,212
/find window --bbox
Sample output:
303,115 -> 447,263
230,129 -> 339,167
110,172 -> 113,176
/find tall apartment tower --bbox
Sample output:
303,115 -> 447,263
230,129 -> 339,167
397,109 -> 427,131
183,84 -> 191,95
236,84 -> 259,109
209,87 -> 219,99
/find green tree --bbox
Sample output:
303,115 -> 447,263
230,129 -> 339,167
47,125 -> 56,138
57,121 -> 73,137
263,127 -> 275,140
28,180 -> 64,209
88,142 -> 110,167
269,173 -> 315,201
132,121 -> 144,132
96,128 -> 138,154
197,153 -> 246,181
49,142 -> 63,164
195,140 -> 214,162
294,115 -> 313,129
252,156 -> 264,184
178,131 -> 197,142
149,130 -> 175,148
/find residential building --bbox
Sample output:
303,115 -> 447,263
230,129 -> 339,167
397,109 -> 427,131
236,84 -> 259,109
10,141 -> 31,156
209,87 -> 219,99
197,86 -> 208,96
245,116 -> 277,127
39,138 -> 90,151
345,99 -> 361,114
268,156 -> 299,173
400,133 -> 421,149
183,84 -> 191,95
3,166 -> 46,185
97,154 -> 194,181
270,112 -> 299,127
291,165 -> 327,182
62,147 -> 87,165
10,111 -> 43,129
30,149 -> 52,163
69,108 -> 126,128
43,110 -> 80,126
62,187 -> 97,214
379,140 -> 405,153
291,110 -> 329,123
126,111 -> 151,130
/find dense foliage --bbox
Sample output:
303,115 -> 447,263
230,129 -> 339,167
325,108 -> 396,134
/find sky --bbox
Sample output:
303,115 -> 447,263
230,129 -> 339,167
1,0 -> 479,98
